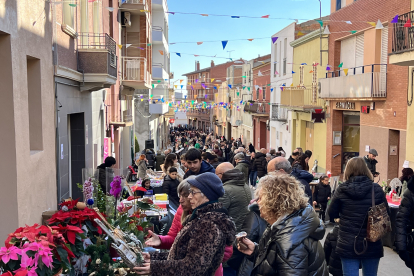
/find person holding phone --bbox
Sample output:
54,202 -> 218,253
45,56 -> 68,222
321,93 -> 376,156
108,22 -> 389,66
364,149 -> 379,177
236,173 -> 327,276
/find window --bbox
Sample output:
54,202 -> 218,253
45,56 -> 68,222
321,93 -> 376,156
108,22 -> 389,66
262,86 -> 266,100
27,56 -> 43,152
256,88 -> 260,100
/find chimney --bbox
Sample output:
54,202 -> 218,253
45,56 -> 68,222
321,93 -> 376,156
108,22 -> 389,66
211,60 -> 215,67
197,61 -> 200,71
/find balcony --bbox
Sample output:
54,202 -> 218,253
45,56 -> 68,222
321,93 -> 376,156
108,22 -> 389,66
149,103 -> 169,114
280,87 -> 324,109
271,104 -> 288,121
77,33 -> 117,92
152,65 -> 169,79
152,26 -> 167,45
119,0 -> 148,14
390,11 -> 414,66
121,57 -> 151,90
243,101 -> 269,116
319,64 -> 387,99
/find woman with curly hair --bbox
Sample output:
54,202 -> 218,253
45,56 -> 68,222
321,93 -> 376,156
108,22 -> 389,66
136,154 -> 147,180
237,173 -> 328,276
161,153 -> 185,181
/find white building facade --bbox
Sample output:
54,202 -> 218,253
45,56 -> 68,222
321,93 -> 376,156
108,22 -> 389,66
270,23 -> 295,153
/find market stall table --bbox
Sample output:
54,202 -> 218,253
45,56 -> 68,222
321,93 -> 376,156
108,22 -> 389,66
382,195 -> 401,249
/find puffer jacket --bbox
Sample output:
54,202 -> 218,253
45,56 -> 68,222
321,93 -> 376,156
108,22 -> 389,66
229,203 -> 267,276
364,155 -> 378,175
253,152 -> 267,177
162,175 -> 180,208
235,160 -> 250,185
290,168 -> 313,201
327,176 -> 389,259
137,160 -> 147,180
314,183 -> 332,204
248,205 -> 328,276
156,205 -> 234,276
146,151 -> 156,168
323,225 -> 342,276
396,176 -> 414,253
150,202 -> 236,276
219,169 -> 252,232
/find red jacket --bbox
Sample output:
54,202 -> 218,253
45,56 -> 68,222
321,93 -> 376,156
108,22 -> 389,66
156,205 -> 233,276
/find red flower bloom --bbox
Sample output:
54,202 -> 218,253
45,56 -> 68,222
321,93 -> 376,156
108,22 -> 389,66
51,225 -> 83,244
136,225 -> 144,231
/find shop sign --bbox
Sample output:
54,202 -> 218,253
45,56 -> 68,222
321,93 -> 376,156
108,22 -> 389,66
311,109 -> 326,123
104,138 -> 110,160
361,106 -> 370,114
169,119 -> 175,124
336,102 -> 355,109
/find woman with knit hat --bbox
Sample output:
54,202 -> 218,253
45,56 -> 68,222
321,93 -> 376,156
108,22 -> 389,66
134,172 -> 236,276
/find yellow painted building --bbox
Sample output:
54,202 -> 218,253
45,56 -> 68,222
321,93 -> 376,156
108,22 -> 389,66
283,29 -> 328,172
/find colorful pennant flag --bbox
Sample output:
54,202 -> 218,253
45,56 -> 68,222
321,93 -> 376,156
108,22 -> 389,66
117,44 -> 123,49
181,85 -> 184,89
316,20 -> 323,27
197,42 -> 203,45
272,37 -> 278,44
326,65 -> 332,70
367,22 -> 376,27
297,31 -> 304,36
344,68 -> 349,76
391,15 -> 399,24
176,53 -> 181,57
271,88 -> 274,92
211,78 -> 215,82
247,39 -> 254,41
231,16 -> 240,18
275,70 -> 279,75
167,12 -> 175,15
157,80 -> 161,83
350,30 -> 357,34
292,71 -> 296,74
159,50 -> 164,55
201,14 -> 208,16
258,71 -> 263,76
195,79 -> 198,83
338,62 -> 343,68
290,83 -> 294,87
405,19 -> 412,27
69,3 -> 77,7
222,41 -> 228,50
346,21 -> 352,24
262,15 -> 270,18
180,80 -> 183,84
228,84 -> 232,89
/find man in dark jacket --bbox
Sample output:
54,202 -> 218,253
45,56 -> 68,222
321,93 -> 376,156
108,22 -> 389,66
216,163 -> 252,276
96,156 -> 116,194
271,157 -> 313,203
248,143 -> 255,154
252,151 -> 267,178
162,167 -> 180,208
234,153 -> 250,185
145,149 -> 156,170
155,151 -> 166,171
364,149 -> 379,177
183,148 -> 215,179
216,163 -> 252,232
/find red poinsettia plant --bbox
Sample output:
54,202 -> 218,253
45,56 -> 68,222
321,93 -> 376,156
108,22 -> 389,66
47,199 -> 104,258
1,224 -> 77,276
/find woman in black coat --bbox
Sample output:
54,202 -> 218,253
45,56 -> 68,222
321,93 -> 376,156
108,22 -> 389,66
237,174 -> 328,276
395,175 -> 414,273
252,152 -> 267,178
327,157 -> 389,276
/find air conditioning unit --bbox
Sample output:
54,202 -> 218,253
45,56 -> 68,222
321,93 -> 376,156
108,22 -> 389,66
124,12 -> 132,27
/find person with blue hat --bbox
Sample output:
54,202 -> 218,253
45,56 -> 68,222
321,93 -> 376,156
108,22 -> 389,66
134,172 -> 236,276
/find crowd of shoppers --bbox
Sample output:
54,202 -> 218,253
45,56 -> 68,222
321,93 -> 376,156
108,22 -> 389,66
128,127 -> 414,276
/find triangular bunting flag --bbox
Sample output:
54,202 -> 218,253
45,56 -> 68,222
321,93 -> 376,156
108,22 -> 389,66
228,84 -> 232,89
338,62 -> 343,68
376,19 -> 384,29
297,31 -> 304,36
247,39 -> 254,41
272,37 -> 278,44
181,85 -> 184,89
290,83 -> 294,87
261,15 -> 270,18
197,42 -> 203,45
323,26 -> 331,35
126,44 -> 132,48
346,21 -> 352,24
159,50 -> 164,55
258,71 -> 263,76
275,70 -> 279,75
180,80 -> 183,84
391,15 -> 399,24
271,88 -> 274,92
211,78 -> 215,82
368,22 -> 376,27
176,53 -> 181,57
316,20 -> 323,27
292,71 -> 296,74
404,19 -> 412,27
350,30 -> 357,34
222,41 -> 228,50
344,68 -> 349,76
247,87 -> 251,91
326,65 -> 332,70
201,14 -> 208,16
117,44 -> 123,49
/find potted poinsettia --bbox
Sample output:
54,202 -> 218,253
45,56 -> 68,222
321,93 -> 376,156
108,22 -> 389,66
0,224 -> 77,276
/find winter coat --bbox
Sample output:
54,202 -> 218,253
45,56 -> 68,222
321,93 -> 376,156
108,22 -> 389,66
249,144 -> 255,154
253,152 -> 267,178
327,176 -> 389,259
162,175 -> 180,208
396,176 -> 414,254
155,154 -> 165,171
137,160 -> 147,180
210,161 -> 222,169
219,169 -> 252,232
314,183 -> 332,204
157,205 -> 234,276
150,202 -> 236,276
364,155 -> 378,175
235,161 -> 250,185
323,225 -> 342,276
290,168 -> 313,202
247,205 -> 328,276
213,148 -> 223,157
96,163 -> 111,194
184,160 -> 215,179
228,203 -> 267,276
146,152 -> 156,168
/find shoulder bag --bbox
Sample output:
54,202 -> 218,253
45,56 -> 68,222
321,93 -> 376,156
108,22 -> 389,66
354,183 -> 392,255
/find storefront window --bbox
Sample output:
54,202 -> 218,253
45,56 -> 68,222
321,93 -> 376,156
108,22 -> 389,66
342,112 -> 360,172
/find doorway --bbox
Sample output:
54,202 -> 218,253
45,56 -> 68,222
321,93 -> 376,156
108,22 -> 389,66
342,112 -> 360,172
69,113 -> 85,201
260,121 -> 267,149
388,130 -> 400,181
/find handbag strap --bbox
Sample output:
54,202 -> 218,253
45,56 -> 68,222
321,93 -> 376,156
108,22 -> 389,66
371,182 -> 376,211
